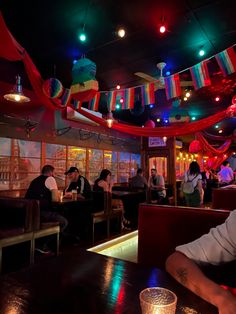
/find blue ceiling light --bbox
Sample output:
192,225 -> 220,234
191,116 -> 196,121
73,59 -> 78,65
164,118 -> 169,124
215,124 -> 219,129
166,71 -> 171,76
149,104 -> 154,109
116,104 -> 121,110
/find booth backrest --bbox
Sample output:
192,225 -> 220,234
212,188 -> 236,210
0,197 -> 34,232
138,204 -> 230,269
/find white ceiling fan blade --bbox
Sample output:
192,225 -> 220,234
134,72 -> 157,82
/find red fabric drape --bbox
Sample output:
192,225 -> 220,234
77,106 -> 228,137
202,131 -> 236,141
0,13 -> 63,110
195,132 -> 232,155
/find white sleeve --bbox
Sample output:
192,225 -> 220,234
45,176 -> 58,191
176,210 -> 236,265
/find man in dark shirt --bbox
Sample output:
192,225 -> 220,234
130,168 -> 148,191
64,167 -> 91,199
25,164 -> 68,252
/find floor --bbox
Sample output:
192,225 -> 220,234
88,230 -> 138,263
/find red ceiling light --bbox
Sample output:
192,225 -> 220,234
120,97 -> 124,103
215,96 -> 220,102
159,25 -> 166,33
116,84 -> 120,90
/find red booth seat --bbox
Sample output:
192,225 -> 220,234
138,204 -> 230,269
212,188 -> 236,211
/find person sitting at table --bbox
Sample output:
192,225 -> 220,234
64,167 -> 91,199
130,168 -> 148,192
93,169 -> 113,192
148,168 -> 166,203
25,165 -> 68,252
165,210 -> 236,313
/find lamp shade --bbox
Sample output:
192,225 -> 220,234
4,75 -> 30,103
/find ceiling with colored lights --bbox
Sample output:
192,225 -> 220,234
0,0 -> 236,138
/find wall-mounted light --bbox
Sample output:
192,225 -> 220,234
4,75 -> 30,103
106,112 -> 114,128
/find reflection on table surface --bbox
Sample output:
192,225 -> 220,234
0,248 -> 217,313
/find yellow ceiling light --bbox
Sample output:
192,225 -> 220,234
4,75 -> 30,103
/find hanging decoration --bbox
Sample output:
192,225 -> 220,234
42,78 -> 63,99
195,132 -> 232,155
70,57 -> 98,102
215,47 -> 236,77
88,92 -> 100,111
141,83 -> 155,106
189,140 -> 203,153
232,95 -> 236,106
190,60 -> 211,90
76,105 -> 228,137
164,74 -> 181,100
1,12 -> 236,139
144,120 -> 155,128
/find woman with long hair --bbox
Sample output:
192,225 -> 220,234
93,169 -> 112,192
182,161 -> 203,207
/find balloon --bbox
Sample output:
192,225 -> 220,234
232,95 -> 236,106
189,140 -> 202,153
144,120 -> 155,128
42,78 -> 63,99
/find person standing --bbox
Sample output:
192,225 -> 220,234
148,168 -> 166,203
182,161 -> 203,207
64,167 -> 91,199
218,161 -> 234,187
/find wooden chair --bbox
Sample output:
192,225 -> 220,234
0,198 -> 34,273
91,192 -> 123,244
31,200 -> 60,263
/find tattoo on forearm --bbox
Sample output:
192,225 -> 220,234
176,268 -> 188,285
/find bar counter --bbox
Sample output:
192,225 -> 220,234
0,248 -> 217,313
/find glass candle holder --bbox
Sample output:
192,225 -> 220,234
139,287 -> 177,314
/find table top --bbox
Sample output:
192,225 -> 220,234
0,248 -> 217,314
112,190 -> 144,197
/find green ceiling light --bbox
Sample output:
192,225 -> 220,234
79,32 -> 87,42
199,49 -> 205,57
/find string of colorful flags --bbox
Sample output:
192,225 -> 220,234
87,46 -> 236,112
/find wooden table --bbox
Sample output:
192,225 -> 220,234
0,248 -> 217,313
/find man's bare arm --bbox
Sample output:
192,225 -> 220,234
165,251 -> 236,314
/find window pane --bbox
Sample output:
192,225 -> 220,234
16,139 -> 41,158
45,159 -> 66,188
88,149 -> 103,162
0,137 -> 11,156
13,158 -> 40,173
46,143 -> 66,159
11,173 -> 39,190
68,146 -> 86,160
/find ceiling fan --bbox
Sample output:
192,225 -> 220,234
1,114 -> 38,138
134,62 -> 193,89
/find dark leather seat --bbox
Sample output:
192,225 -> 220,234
138,203 -> 230,269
